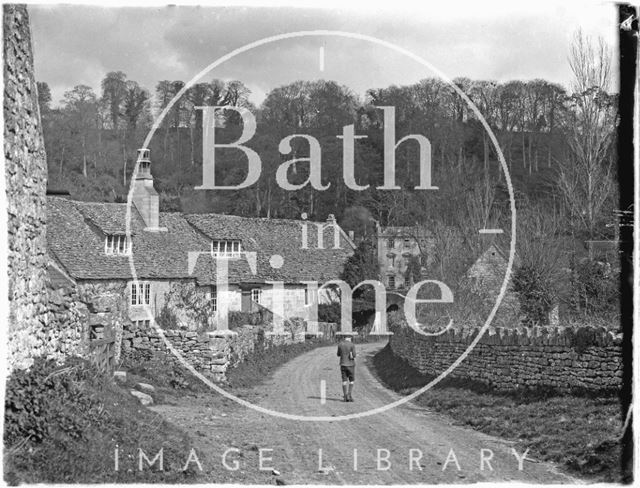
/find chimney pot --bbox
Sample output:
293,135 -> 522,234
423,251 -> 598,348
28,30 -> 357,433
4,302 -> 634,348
326,214 -> 336,222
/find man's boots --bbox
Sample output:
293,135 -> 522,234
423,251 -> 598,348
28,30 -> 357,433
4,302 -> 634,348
347,382 -> 354,402
342,383 -> 349,402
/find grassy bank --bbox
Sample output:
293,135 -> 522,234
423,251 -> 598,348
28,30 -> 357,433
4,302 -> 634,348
371,344 -> 623,482
4,357 -> 198,484
226,337 -> 329,389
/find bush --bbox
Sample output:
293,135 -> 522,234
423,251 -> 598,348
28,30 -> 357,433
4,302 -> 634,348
4,357 -> 105,446
317,302 -> 341,323
512,263 -> 557,326
570,258 -> 619,317
155,304 -> 181,330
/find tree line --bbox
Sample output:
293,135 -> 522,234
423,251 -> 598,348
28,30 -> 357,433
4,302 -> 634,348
38,32 -> 617,244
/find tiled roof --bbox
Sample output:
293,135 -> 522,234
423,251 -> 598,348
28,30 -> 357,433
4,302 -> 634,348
47,197 -> 354,285
185,214 -> 355,284
47,197 -> 209,280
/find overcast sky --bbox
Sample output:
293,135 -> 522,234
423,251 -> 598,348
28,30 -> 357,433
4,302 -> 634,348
29,1 -> 619,108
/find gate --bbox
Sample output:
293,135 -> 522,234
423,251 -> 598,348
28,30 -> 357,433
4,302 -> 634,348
88,323 -> 116,373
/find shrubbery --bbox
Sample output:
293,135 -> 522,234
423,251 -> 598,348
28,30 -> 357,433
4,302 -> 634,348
570,258 -> 619,317
512,263 -> 558,326
4,357 -> 105,447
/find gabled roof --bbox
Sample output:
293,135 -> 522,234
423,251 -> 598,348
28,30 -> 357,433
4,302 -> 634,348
47,197 -> 354,285
185,213 -> 355,284
47,197 -> 209,280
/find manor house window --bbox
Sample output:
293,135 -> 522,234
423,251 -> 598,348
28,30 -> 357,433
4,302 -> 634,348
131,282 -> 150,306
211,239 -> 242,257
105,234 -> 131,255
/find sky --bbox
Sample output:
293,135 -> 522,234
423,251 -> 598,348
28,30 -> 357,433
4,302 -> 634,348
29,1 -> 619,108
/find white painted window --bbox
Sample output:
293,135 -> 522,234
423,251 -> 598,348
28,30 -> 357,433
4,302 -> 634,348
211,239 -> 242,257
251,288 -> 262,304
131,282 -> 151,306
105,234 -> 131,255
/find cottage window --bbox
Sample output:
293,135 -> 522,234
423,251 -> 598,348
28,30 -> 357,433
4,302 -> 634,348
131,282 -> 151,306
251,288 -> 262,304
211,239 -> 242,257
105,234 -> 131,255
388,238 -> 395,248
388,275 -> 396,288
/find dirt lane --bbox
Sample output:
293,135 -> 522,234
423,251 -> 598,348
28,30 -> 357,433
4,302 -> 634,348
152,342 -> 576,484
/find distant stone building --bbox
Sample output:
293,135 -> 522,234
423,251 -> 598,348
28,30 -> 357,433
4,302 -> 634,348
375,225 -> 433,290
47,149 -> 354,360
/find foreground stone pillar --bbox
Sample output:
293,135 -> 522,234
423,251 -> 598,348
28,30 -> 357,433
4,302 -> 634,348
4,4 -> 49,370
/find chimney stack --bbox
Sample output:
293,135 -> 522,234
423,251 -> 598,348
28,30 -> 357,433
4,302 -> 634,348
132,148 -> 162,231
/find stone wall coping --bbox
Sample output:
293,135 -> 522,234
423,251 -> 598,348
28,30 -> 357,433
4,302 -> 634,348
395,321 -> 622,347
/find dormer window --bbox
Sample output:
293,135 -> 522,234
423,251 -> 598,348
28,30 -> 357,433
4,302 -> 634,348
211,239 -> 242,258
105,234 -> 131,255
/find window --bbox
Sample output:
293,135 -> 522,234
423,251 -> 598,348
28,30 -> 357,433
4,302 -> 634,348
211,240 -> 242,257
212,293 -> 217,312
404,238 -> 411,248
251,288 -> 262,304
390,255 -> 396,267
105,234 -> 131,255
388,275 -> 396,288
387,238 -> 395,248
131,282 -> 151,306
404,275 -> 411,288
304,288 -> 309,306
133,319 -> 150,329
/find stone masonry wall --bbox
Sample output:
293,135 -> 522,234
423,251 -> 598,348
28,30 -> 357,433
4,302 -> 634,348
4,5 -> 50,370
389,320 -> 622,391
122,325 -> 305,382
76,280 -> 129,361
44,277 -> 88,361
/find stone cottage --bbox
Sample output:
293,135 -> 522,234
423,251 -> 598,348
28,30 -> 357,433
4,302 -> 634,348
46,149 -> 355,361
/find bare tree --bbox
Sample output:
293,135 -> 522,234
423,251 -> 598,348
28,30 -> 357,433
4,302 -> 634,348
557,30 -> 617,238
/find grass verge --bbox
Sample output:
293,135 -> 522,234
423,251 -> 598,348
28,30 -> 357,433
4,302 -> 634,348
371,344 -> 623,482
4,357 -> 198,484
226,337 -> 329,389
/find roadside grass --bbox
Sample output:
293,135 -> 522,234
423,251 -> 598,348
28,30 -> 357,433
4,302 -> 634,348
371,344 -> 623,482
4,357 -> 198,484
226,337 -> 329,389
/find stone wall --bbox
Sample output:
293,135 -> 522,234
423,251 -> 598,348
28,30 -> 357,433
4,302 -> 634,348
77,280 -> 129,361
4,5 -> 50,370
44,274 -> 88,362
389,319 -> 622,391
121,324 -> 305,382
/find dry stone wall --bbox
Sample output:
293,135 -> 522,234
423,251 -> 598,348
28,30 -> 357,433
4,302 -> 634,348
122,324 -> 305,382
44,278 -> 88,361
389,319 -> 622,391
5,5 -> 50,370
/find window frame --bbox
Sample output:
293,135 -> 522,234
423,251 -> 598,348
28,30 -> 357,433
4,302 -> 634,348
251,288 -> 262,304
388,275 -> 396,289
131,281 -> 151,306
211,239 -> 243,258
105,234 -> 131,256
